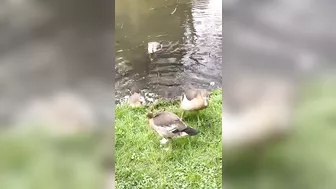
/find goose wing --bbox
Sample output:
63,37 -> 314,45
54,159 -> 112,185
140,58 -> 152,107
153,111 -> 187,133
183,90 -> 200,101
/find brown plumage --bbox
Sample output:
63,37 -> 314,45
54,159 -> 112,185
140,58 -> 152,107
180,89 -> 210,124
147,107 -> 199,147
128,93 -> 145,107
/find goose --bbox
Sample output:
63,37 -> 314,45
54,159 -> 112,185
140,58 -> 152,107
180,89 -> 210,125
128,93 -> 146,107
148,41 -> 163,60
147,107 -> 199,149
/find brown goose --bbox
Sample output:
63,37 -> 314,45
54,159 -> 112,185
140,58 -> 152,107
180,89 -> 210,125
147,107 -> 199,148
128,93 -> 145,108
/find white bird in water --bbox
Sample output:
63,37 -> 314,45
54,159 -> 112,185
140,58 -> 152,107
148,41 -> 163,61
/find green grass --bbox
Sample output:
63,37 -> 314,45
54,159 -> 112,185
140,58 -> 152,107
3,77 -> 336,189
115,89 -> 222,188
224,78 -> 336,189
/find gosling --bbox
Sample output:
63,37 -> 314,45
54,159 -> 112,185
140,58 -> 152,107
180,89 -> 210,125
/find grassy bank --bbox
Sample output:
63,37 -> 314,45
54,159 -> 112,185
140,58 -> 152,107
1,77 -> 336,189
115,89 -> 222,188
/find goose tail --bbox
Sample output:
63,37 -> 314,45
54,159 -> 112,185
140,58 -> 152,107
182,127 -> 199,136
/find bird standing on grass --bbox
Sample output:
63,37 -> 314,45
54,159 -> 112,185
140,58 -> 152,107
128,93 -> 146,108
180,89 -> 210,125
147,106 -> 199,150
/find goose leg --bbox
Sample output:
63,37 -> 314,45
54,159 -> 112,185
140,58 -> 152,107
180,111 -> 184,120
197,115 -> 200,126
160,138 -> 171,151
197,111 -> 201,126
162,138 -> 170,144
160,138 -> 167,145
160,138 -> 170,146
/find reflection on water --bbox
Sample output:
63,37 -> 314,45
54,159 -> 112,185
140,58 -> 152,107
115,0 -> 222,102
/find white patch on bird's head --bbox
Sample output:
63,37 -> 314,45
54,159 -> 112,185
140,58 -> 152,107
139,96 -> 146,104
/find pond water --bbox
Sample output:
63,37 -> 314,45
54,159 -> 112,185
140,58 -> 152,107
115,0 -> 222,103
